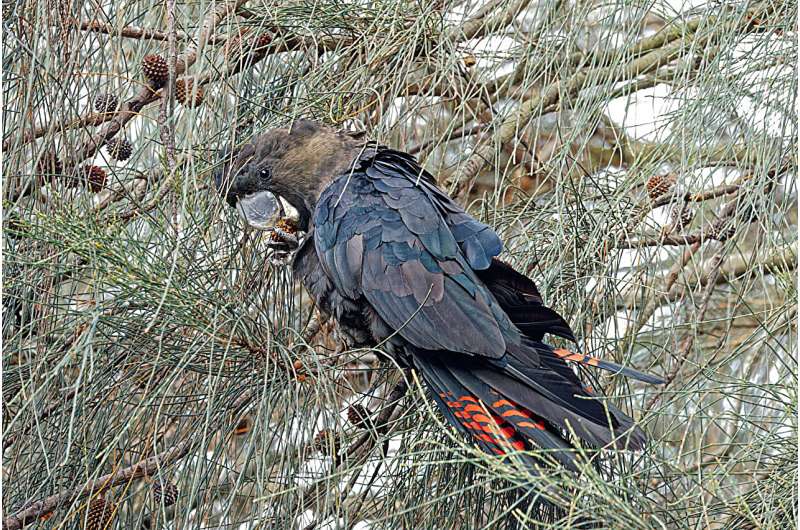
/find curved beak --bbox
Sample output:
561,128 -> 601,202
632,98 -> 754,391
236,191 -> 283,231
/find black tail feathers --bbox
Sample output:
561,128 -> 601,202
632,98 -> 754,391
414,346 -> 650,471
415,353 -> 579,471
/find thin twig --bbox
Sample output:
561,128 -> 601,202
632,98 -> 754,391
160,0 -> 178,175
451,1 -> 777,189
613,231 -> 708,249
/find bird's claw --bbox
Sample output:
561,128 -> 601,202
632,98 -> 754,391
266,226 -> 301,265
271,227 -> 299,247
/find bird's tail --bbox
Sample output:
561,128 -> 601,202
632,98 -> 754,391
415,352 -> 580,471
413,342 -> 654,470
550,347 -> 665,385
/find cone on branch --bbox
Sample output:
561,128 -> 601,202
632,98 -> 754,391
105,138 -> 133,162
83,165 -> 107,193
84,497 -> 116,530
152,477 -> 179,507
252,33 -> 272,55
36,153 -> 63,182
671,204 -> 694,229
347,403 -> 372,429
175,78 -> 204,108
710,218 -> 736,241
646,173 -> 676,200
142,54 -> 169,88
93,93 -> 119,114
223,30 -> 271,65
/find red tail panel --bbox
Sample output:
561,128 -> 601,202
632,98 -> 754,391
438,391 -> 547,454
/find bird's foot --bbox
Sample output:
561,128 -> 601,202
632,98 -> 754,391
266,219 -> 301,265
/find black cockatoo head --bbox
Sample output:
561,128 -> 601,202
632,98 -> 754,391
216,119 -> 364,231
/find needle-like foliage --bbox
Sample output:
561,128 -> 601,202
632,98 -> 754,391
3,0 -> 796,528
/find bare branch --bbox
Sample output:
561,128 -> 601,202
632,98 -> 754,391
3,442 -> 193,530
76,20 -> 223,44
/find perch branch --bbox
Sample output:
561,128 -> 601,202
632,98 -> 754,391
446,0 -> 535,43
408,123 -> 485,156
614,231 -> 707,249
76,20 -> 223,44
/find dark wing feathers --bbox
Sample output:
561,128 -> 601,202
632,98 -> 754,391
369,150 -> 502,271
374,153 -> 565,336
315,147 -> 577,358
477,259 -> 576,343
315,152 -> 514,358
311,147 -> 650,460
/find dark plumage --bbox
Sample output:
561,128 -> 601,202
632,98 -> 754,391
217,120 -> 663,470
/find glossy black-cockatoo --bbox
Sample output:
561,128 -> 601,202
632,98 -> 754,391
217,120 -> 663,471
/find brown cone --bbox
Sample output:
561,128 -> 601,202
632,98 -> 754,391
646,173 -> 676,200
710,218 -> 736,241
347,404 -> 372,429
106,138 -> 133,162
252,33 -> 272,54
83,165 -> 107,193
175,78 -> 204,108
671,204 -> 694,229
36,154 -> 63,183
85,497 -> 116,530
224,30 -> 271,65
142,54 -> 169,88
94,93 -> 119,114
153,478 -> 179,507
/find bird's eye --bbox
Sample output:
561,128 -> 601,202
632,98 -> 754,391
260,168 -> 270,178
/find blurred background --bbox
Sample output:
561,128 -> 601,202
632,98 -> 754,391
2,0 -> 797,528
